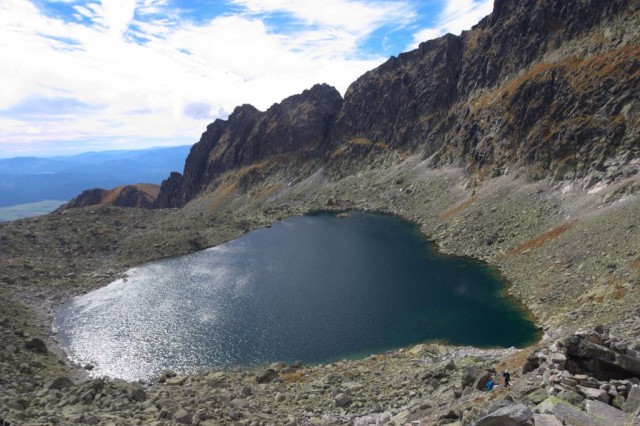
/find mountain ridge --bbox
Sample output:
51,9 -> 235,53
154,0 -> 640,209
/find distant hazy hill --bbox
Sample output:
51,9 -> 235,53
0,146 -> 190,208
61,184 -> 160,210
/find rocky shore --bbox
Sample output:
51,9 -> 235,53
1,157 -> 640,424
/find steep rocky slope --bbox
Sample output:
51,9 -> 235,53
155,0 -> 640,208
61,184 -> 160,209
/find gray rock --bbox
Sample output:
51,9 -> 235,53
551,403 -> 606,426
44,377 -> 73,391
585,399 -> 628,425
533,413 -> 562,426
623,385 -> 640,412
523,387 -> 551,405
556,388 -> 584,405
461,367 -> 476,390
174,409 -> 193,424
335,393 -> 352,408
579,386 -> 610,404
256,369 -> 278,384
566,335 -> 640,380
25,337 -> 47,353
268,362 -> 286,371
473,403 -> 533,425
132,388 -> 147,402
548,353 -> 566,369
81,390 -> 96,404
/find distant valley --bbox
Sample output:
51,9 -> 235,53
0,145 -> 190,219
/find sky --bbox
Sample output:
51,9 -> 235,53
0,0 -> 493,158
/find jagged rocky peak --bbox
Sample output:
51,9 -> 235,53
61,184 -> 160,210
154,84 -> 343,208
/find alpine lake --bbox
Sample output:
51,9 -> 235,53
54,212 -> 539,382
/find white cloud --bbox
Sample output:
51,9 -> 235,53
1,0 -> 413,156
232,0 -> 415,37
410,0 -> 493,48
100,0 -> 138,37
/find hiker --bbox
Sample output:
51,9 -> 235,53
503,370 -> 511,387
485,377 -> 494,391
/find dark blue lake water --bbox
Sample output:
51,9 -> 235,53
54,212 -> 538,381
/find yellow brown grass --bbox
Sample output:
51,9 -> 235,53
508,222 -> 574,256
441,196 -> 476,219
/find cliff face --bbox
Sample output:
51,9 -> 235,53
156,0 -> 640,208
62,184 -> 160,209
154,84 -> 343,208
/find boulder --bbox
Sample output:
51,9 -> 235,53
165,376 -> 188,386
536,396 -> 575,414
461,368 -> 476,390
623,385 -> 640,413
548,352 -> 567,369
256,369 -> 278,384
579,386 -> 610,404
566,334 -> 640,380
551,403 -> 605,426
174,409 -> 193,425
533,413 -> 562,426
44,377 -> 73,390
473,403 -> 533,425
132,388 -> 146,402
335,394 -> 352,408
25,337 -> 48,353
556,388 -> 584,405
585,399 -> 628,425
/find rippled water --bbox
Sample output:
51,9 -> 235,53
55,212 -> 538,381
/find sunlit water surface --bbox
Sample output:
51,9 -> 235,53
55,212 -> 538,381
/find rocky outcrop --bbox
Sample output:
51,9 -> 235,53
62,184 -> 160,209
154,84 -> 343,208
155,0 -> 640,208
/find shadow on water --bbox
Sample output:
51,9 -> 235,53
55,211 -> 540,381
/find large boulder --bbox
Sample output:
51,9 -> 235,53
25,337 -> 47,354
256,369 -> 278,384
566,334 -> 640,380
473,403 -> 533,425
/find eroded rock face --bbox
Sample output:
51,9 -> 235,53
154,84 -> 343,208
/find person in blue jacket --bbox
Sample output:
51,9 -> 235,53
485,377 -> 494,391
